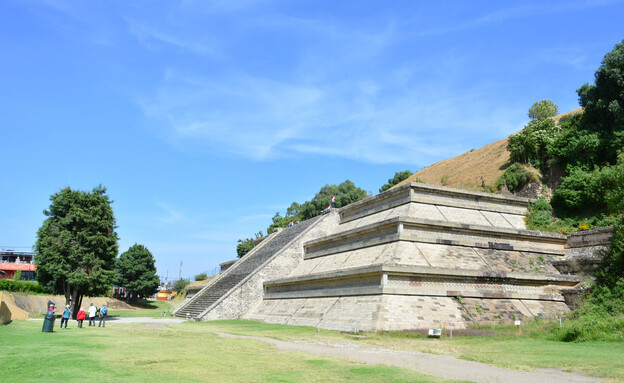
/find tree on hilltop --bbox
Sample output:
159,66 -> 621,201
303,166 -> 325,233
379,170 -> 413,193
528,99 -> 559,121
36,186 -> 118,318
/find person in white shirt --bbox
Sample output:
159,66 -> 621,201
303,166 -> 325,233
88,303 -> 97,326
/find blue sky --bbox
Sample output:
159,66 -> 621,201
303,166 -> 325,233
1,0 -> 623,281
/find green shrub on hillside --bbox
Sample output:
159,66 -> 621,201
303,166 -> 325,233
551,218 -> 624,342
551,158 -> 624,217
508,117 -> 560,170
0,279 -> 46,294
495,163 -> 531,192
525,197 -> 619,233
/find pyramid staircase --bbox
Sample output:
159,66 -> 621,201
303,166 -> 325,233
173,216 -> 322,320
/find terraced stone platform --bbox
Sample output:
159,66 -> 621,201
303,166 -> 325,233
247,183 -> 582,331
178,182 -> 595,331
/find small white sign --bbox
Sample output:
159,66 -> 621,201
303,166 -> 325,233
514,320 -> 522,326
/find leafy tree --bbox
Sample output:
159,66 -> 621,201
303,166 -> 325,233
577,39 -> 624,164
194,273 -> 208,281
528,99 -> 559,121
36,186 -> 118,318
173,278 -> 190,292
116,244 -> 160,301
551,155 -> 624,217
379,170 -> 413,193
508,110 -> 560,170
236,237 -> 255,258
300,180 -> 369,220
238,180 -> 369,256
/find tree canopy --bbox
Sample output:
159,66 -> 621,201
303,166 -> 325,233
116,244 -> 160,301
528,99 -> 559,121
36,186 -> 118,317
236,180 -> 370,257
578,39 -> 624,164
379,170 -> 413,193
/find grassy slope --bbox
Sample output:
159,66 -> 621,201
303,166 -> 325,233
397,138 -> 511,191
396,108 -> 584,192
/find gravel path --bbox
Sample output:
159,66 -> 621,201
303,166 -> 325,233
217,332 -> 603,383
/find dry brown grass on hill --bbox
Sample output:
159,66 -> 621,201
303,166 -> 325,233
397,138 -> 511,191
395,108 -> 583,192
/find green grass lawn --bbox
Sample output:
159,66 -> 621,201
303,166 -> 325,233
200,320 -> 624,382
109,300 -> 174,318
0,321 -> 463,383
3,319 -> 621,382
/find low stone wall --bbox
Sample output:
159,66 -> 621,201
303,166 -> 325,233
249,294 -> 570,331
1,292 -> 112,315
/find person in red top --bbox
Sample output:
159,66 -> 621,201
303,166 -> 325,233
76,307 -> 86,328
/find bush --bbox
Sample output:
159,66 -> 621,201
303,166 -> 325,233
0,279 -> 47,294
551,161 -> 624,217
508,117 -> 560,170
495,163 -> 531,192
194,273 -> 208,281
173,278 -> 191,292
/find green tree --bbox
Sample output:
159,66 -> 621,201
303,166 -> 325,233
116,244 -> 160,301
300,180 -> 369,220
36,186 -> 119,318
508,107 -> 560,169
173,278 -> 190,292
577,39 -> 624,164
379,170 -> 413,193
236,237 -> 255,258
528,99 -> 559,121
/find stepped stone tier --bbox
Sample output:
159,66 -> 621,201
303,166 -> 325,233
175,183 -> 583,331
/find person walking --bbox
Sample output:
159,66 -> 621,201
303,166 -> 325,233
60,305 -> 71,329
88,303 -> 97,326
76,307 -> 86,328
98,304 -> 108,327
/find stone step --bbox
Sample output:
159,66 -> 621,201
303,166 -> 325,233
174,217 -> 321,319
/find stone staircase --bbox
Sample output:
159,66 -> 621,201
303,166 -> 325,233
173,216 -> 322,319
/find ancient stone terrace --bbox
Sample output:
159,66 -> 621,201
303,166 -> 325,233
247,183 -> 580,331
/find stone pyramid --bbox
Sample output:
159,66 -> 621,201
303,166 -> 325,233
177,182 -> 580,331
247,183 -> 579,331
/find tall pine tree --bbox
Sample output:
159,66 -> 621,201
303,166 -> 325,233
36,186 -> 119,318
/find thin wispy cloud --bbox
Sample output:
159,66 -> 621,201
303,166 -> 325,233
127,20 -> 220,57
139,67 -> 523,165
154,200 -> 185,224
415,0 -> 623,37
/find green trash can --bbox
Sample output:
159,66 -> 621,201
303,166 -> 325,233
42,310 -> 56,332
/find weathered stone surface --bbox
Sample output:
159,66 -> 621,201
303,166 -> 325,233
181,182 -> 606,330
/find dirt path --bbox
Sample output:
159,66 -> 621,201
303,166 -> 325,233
217,332 -> 602,383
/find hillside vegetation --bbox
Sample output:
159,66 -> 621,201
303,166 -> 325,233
401,40 -> 624,341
